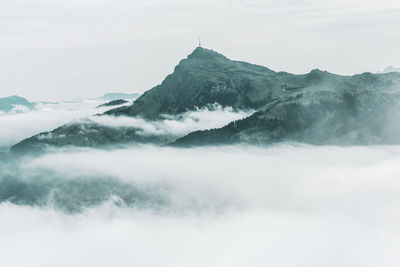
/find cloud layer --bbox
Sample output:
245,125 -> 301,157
0,101 -> 252,149
89,105 -> 253,137
0,99 -> 109,148
1,144 -> 400,266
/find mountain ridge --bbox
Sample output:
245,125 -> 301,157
0,95 -> 34,113
104,47 -> 276,119
10,47 -> 400,153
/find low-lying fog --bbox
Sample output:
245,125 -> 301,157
1,98 -> 399,266
1,144 -> 400,267
0,100 -> 252,150
0,99 -> 111,149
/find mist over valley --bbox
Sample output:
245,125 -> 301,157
1,6 -> 400,264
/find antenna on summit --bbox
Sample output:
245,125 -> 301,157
198,37 -> 202,47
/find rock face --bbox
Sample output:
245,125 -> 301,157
10,47 -> 400,152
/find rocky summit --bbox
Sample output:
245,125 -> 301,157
11,47 -> 400,153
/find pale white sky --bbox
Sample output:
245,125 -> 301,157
1,0 -> 399,101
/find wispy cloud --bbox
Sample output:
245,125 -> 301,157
0,99 -> 111,148
0,100 -> 251,148
88,105 -> 253,137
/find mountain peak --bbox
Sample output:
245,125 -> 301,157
187,47 -> 227,60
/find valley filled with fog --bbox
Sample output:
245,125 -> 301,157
1,99 -> 400,267
2,0 -> 400,265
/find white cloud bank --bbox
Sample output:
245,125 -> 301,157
1,144 -> 400,266
88,105 -> 253,137
0,99 -> 111,148
0,101 -> 252,149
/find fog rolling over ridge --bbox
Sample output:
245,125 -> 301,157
2,57 -> 400,266
9,47 -> 400,153
1,92 -> 400,267
5,103 -> 252,153
0,98 -> 135,150
2,0 -> 400,265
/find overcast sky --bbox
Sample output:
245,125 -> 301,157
1,0 -> 399,101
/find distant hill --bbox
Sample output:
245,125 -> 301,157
381,66 -> 400,73
101,93 -> 140,101
0,95 -> 34,113
11,47 -> 400,152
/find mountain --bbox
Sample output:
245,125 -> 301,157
172,77 -> 400,146
105,47 -> 275,119
11,119 -> 173,154
101,93 -> 140,101
10,47 -> 400,153
0,95 -> 34,113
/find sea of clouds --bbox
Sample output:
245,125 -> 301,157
1,99 -> 400,267
1,144 -> 400,266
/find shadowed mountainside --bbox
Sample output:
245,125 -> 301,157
11,47 -> 400,152
105,47 -> 275,119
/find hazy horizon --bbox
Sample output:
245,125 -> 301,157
1,0 -> 400,101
